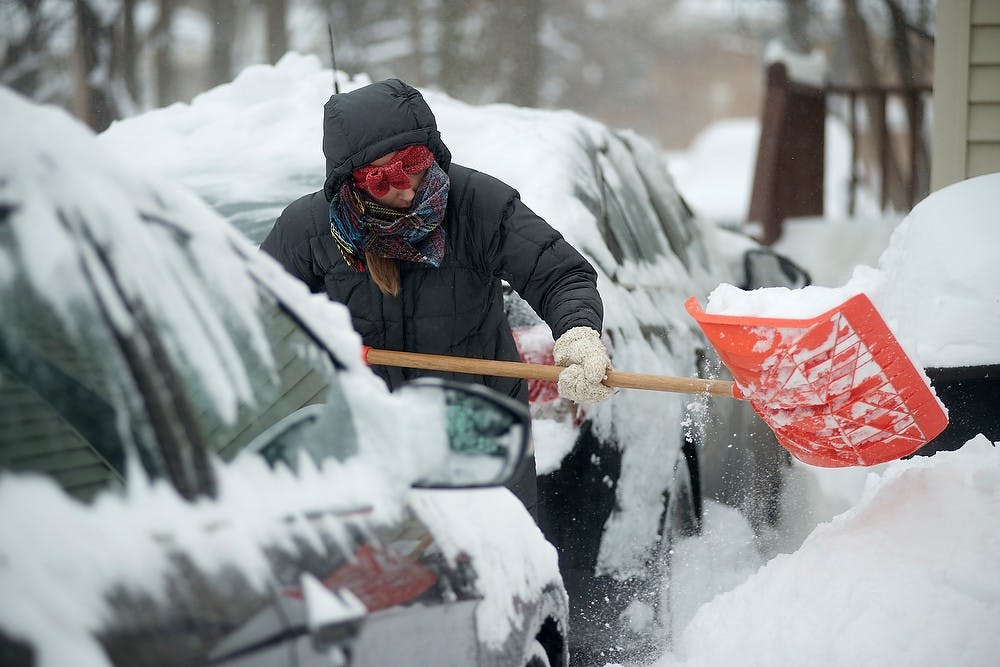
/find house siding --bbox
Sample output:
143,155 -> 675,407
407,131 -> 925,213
968,3 -> 1000,178
932,0 -> 1000,190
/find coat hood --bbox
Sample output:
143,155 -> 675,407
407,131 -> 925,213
322,79 -> 452,201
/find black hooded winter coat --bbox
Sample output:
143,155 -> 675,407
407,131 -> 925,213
260,79 -> 604,405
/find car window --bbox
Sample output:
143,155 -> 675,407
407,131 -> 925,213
616,130 -> 712,274
593,140 -> 669,266
588,131 -> 711,277
0,297 -> 128,497
0,213 -> 349,502
0,288 -> 347,501
248,396 -> 358,470
209,198 -> 291,245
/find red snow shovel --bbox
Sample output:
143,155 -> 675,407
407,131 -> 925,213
363,293 -> 947,468
684,294 -> 947,468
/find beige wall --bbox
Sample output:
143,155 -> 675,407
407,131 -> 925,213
649,48 -> 764,150
576,46 -> 764,151
932,0 -> 1000,191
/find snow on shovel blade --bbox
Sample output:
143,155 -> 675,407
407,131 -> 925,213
685,294 -> 948,468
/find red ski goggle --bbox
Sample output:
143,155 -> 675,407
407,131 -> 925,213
352,145 -> 435,197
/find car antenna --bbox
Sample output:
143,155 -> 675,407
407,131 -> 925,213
328,22 -> 340,94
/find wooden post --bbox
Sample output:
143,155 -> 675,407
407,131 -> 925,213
748,63 -> 789,245
876,91 -> 888,211
747,62 -> 826,245
906,90 -> 920,208
849,92 -> 858,216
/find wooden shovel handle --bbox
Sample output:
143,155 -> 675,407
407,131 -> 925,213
363,347 -> 738,398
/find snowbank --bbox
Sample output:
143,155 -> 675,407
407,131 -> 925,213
705,173 -> 1000,369
658,436 -> 1000,667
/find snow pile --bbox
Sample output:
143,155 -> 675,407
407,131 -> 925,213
772,216 -> 900,287
872,173 -> 1000,368
704,172 -> 1000,369
101,53 -> 349,211
666,119 -> 759,226
658,436 -> 1000,667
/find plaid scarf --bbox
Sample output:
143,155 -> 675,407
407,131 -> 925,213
330,161 -> 449,272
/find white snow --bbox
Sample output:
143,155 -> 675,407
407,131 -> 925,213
410,488 -> 565,646
872,174 -> 1000,368
0,451 -> 410,667
668,114 -> 862,229
100,55 -> 346,212
630,81 -> 1000,667
702,173 -> 1000,369
532,418 -> 580,475
668,0 -> 785,27
658,437 -> 1000,667
0,86 -> 273,424
301,573 -> 367,628
771,215 -> 900,287
764,40 -> 828,87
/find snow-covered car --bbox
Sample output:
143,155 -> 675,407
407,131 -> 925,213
470,104 -> 810,664
97,55 -> 809,664
0,89 -> 570,667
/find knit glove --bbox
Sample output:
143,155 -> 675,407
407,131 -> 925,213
553,327 -> 614,404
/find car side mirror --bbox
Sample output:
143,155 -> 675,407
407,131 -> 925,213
399,378 -> 530,489
246,379 -> 530,490
245,403 -> 328,469
741,248 -> 812,290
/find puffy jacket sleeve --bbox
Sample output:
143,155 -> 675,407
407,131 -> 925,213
484,192 -> 604,340
259,192 -> 327,293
